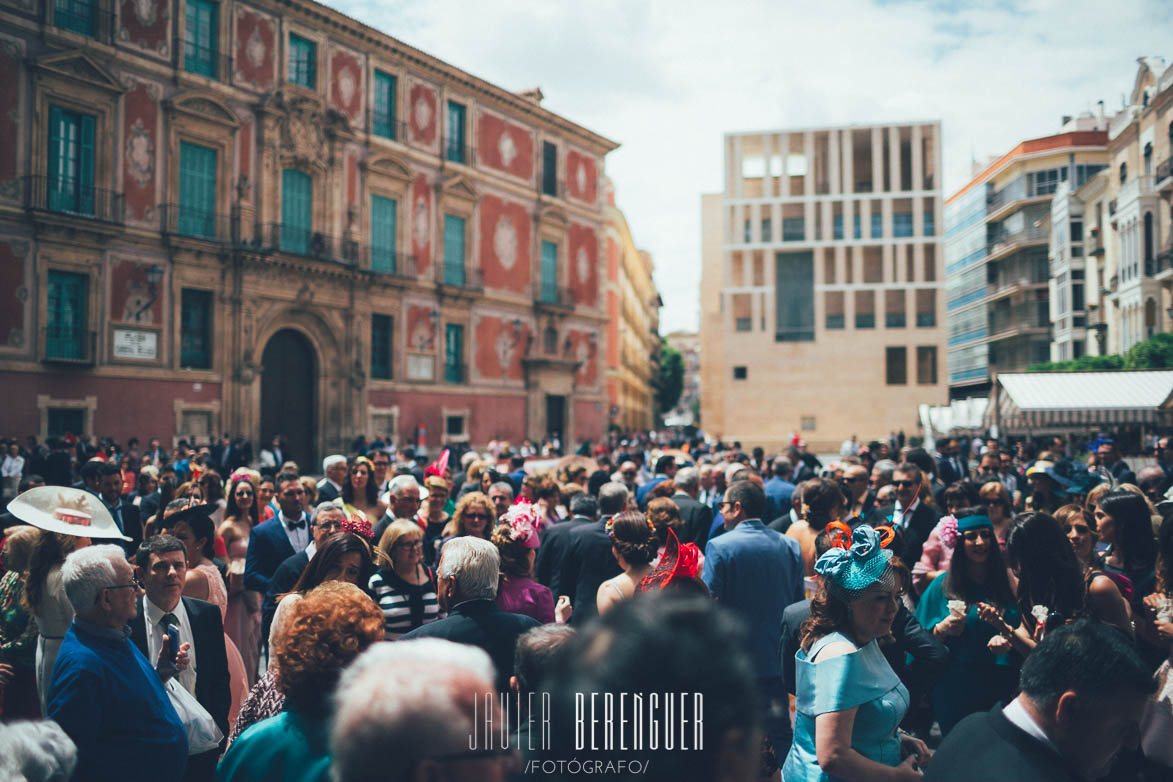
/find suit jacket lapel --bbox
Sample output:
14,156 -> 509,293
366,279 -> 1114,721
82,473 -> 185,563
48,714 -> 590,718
129,598 -> 148,657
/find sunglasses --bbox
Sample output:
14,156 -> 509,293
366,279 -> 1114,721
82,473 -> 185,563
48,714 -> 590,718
892,480 -> 917,488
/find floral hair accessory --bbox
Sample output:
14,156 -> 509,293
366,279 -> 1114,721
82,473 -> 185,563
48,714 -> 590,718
342,514 -> 374,542
503,501 -> 541,549
813,524 -> 896,600
605,514 -> 655,540
938,515 -> 959,548
229,468 -> 254,483
638,529 -> 701,593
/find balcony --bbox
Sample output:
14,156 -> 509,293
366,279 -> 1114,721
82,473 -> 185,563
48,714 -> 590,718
436,264 -> 484,294
51,2 -> 116,43
371,117 -> 409,144
985,225 -> 1048,262
987,303 -> 1049,341
540,178 -> 567,199
25,176 -> 124,228
1158,157 -> 1173,192
1087,231 -> 1105,257
261,223 -> 358,264
443,361 -> 467,385
985,186 -> 1045,221
444,142 -> 476,167
177,39 -> 232,82
161,204 -> 232,243
536,284 -> 575,310
43,326 -> 96,365
1116,176 -> 1156,211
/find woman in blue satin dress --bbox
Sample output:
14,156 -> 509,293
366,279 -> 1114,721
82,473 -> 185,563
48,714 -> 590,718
783,524 -> 931,782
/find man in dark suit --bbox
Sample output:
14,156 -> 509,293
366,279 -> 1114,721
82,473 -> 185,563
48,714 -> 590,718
635,455 -> 676,510
926,620 -> 1155,782
936,437 -> 968,486
534,492 -> 597,593
262,502 -> 346,642
98,462 -> 142,554
556,482 -> 628,627
669,466 -> 713,549
315,455 -> 347,504
244,472 -> 310,597
400,537 -> 539,691
131,535 -> 230,782
867,463 -> 939,566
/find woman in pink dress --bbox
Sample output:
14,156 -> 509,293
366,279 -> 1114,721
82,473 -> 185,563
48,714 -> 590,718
218,474 -> 262,687
492,503 -> 554,623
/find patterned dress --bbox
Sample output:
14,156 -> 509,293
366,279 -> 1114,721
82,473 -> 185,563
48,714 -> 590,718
0,570 -> 40,719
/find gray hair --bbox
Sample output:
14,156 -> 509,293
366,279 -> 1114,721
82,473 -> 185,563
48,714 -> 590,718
0,720 -> 78,782
674,466 -> 699,491
322,454 -> 347,473
388,474 -> 421,497
514,624 -> 575,693
436,536 -> 499,600
489,481 -> 514,497
872,459 -> 898,480
313,499 -> 347,523
61,545 -> 125,613
598,482 -> 629,516
331,639 -> 495,782
460,451 -> 479,469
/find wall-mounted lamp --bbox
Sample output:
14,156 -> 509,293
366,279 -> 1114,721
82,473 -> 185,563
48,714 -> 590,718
133,264 -> 164,321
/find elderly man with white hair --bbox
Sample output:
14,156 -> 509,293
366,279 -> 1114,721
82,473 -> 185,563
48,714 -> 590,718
371,474 -> 424,543
46,545 -> 189,782
331,639 -> 513,782
316,455 -> 348,503
400,537 -> 539,691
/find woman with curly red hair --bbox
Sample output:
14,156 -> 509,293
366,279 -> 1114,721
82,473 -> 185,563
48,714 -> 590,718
218,581 -> 383,782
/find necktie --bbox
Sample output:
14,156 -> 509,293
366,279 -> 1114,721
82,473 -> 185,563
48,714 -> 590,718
286,516 -> 306,530
161,612 -> 178,629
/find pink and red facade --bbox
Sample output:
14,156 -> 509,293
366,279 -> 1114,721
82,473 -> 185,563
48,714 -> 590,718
0,0 -> 618,458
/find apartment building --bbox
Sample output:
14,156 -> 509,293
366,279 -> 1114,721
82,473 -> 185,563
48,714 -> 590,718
603,178 -> 661,432
945,118 -> 1109,398
0,0 -> 617,464
700,122 -> 947,451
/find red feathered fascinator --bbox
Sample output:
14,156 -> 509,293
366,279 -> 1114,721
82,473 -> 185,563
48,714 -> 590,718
425,449 -> 451,479
637,529 -> 701,593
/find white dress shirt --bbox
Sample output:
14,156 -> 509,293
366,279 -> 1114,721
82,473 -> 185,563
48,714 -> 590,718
278,510 -> 310,553
1,454 -> 24,478
1002,697 -> 1058,753
144,596 -> 197,695
892,497 -> 921,529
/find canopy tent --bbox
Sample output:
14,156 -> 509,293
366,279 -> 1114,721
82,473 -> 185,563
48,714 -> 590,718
988,370 -> 1173,432
919,398 -> 989,451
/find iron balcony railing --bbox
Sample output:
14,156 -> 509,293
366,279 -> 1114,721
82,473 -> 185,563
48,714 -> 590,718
176,38 -> 233,81
161,204 -> 232,242
437,264 -> 484,291
43,326 -> 96,364
537,284 -> 574,308
261,223 -> 359,264
25,176 -> 124,224
371,117 -> 409,143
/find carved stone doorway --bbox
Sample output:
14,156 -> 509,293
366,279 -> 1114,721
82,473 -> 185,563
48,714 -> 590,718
261,329 -> 317,470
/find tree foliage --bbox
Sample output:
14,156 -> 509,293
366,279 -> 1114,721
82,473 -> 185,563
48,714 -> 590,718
657,339 -> 685,414
1027,333 -> 1173,372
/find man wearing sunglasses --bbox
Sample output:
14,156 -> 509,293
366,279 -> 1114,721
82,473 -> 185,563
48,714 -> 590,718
47,545 -> 190,782
868,463 -> 938,565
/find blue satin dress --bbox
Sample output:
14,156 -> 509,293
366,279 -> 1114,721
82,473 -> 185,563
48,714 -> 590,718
782,632 -> 909,782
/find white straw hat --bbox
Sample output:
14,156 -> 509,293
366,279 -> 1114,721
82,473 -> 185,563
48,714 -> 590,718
8,486 -> 131,542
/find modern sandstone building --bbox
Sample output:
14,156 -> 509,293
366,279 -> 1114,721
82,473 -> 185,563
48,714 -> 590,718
0,0 -> 618,465
700,122 -> 948,451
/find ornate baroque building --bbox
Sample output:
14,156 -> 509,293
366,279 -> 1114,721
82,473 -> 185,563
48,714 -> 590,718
0,0 -> 617,466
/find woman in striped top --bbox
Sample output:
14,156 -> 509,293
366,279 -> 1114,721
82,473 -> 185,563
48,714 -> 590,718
370,519 -> 443,639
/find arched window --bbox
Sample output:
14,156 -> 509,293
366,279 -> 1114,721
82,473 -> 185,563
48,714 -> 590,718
1120,162 -> 1128,184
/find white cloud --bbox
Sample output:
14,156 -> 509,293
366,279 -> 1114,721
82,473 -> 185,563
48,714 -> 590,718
322,0 -> 1172,333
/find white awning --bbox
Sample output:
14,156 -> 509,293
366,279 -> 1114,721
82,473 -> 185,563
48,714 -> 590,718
990,370 -> 1173,429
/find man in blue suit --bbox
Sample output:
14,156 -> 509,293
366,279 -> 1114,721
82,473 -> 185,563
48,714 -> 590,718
635,455 -> 677,510
702,479 -> 804,766
244,471 -> 310,597
764,458 -> 796,523
401,536 -> 538,691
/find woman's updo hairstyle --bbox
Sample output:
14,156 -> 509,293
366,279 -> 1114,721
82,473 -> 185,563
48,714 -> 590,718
606,510 -> 658,566
799,478 -> 844,530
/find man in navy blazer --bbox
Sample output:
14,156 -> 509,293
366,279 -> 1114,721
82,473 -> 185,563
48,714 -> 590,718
400,536 -> 539,692
702,479 -> 803,767
244,472 -> 310,596
556,482 -> 628,627
98,462 -> 143,554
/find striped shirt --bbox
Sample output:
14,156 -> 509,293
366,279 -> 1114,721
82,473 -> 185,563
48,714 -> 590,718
368,567 -> 442,640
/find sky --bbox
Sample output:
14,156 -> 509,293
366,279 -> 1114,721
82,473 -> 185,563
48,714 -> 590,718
322,0 -> 1173,334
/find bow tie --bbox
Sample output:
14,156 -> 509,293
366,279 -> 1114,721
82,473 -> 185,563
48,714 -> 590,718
285,517 -> 306,531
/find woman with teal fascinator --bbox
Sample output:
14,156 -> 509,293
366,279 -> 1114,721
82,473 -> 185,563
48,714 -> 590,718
783,523 -> 931,782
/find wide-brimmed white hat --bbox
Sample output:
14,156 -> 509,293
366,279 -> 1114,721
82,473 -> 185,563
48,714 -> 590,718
8,486 -> 131,542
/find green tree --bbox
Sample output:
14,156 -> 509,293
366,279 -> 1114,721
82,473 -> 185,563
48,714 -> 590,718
1124,332 -> 1173,368
657,339 -> 684,414
1027,354 -> 1124,372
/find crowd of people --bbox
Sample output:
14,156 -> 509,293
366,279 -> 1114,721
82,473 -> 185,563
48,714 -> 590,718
0,428 -> 1169,781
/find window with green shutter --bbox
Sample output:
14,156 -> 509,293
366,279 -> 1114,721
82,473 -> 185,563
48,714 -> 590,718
184,0 -> 217,78
288,33 -> 316,89
446,101 -> 466,163
54,0 -> 96,37
178,142 -> 217,239
443,215 -> 466,286
47,106 -> 94,216
281,169 -> 312,254
370,194 -> 397,273
444,323 -> 463,383
540,241 -> 558,303
47,270 -> 87,360
371,314 -> 392,379
180,289 -> 213,369
372,71 -> 397,140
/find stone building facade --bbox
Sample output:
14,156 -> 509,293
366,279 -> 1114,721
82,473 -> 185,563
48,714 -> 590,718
0,0 -> 617,467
